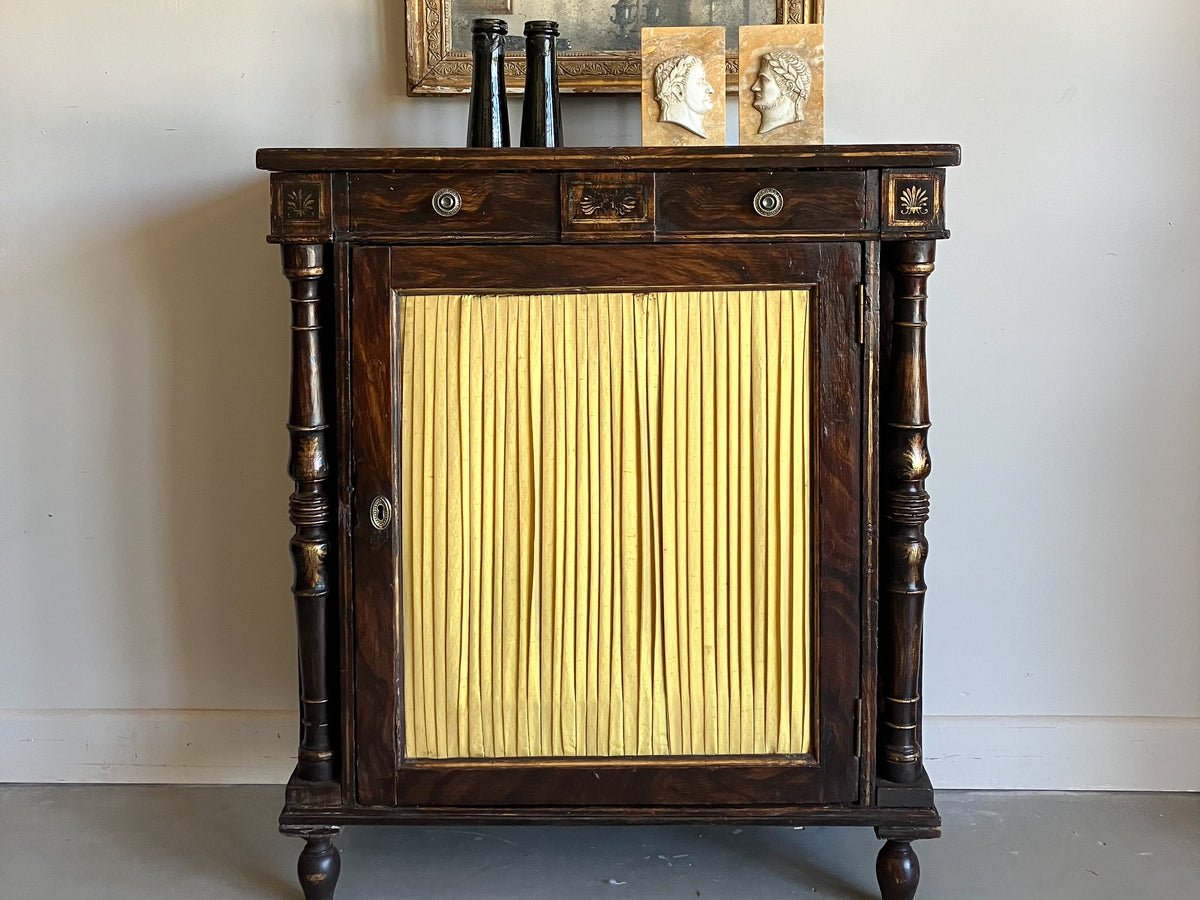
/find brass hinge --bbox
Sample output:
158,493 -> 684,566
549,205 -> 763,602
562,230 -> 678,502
855,698 -> 863,757
857,284 -> 867,345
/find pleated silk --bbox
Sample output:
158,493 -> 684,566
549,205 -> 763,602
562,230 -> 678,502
398,290 -> 811,759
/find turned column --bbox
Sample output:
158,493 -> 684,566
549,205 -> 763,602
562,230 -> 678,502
880,240 -> 935,784
283,243 -> 334,783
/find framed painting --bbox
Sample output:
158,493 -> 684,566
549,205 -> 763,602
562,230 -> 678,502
405,0 -> 824,95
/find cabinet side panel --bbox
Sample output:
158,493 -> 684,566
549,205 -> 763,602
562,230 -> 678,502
860,240 -> 882,805
334,240 -> 354,799
351,246 -> 399,806
813,243 -> 864,801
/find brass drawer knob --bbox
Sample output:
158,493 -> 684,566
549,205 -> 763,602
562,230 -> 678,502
431,187 -> 462,217
369,495 -> 393,531
753,187 -> 784,217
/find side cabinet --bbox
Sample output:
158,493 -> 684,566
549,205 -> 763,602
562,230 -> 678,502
259,145 -> 959,900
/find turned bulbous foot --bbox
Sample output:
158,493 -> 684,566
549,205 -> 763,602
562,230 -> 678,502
298,835 -> 341,900
876,840 -> 920,900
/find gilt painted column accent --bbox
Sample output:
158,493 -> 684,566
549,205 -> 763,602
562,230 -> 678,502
880,239 -> 935,784
283,243 -> 334,783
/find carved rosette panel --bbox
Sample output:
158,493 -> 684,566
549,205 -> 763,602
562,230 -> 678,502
282,243 -> 335,783
270,173 -> 333,243
405,0 -> 823,95
880,240 -> 936,785
883,170 -> 945,234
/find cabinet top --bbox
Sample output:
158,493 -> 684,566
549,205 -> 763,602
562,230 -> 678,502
257,144 -> 960,173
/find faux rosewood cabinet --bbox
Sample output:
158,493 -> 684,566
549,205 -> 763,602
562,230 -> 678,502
257,145 -> 959,900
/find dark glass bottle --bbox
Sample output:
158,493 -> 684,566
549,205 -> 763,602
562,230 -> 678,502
520,20 -> 563,148
466,18 -> 510,148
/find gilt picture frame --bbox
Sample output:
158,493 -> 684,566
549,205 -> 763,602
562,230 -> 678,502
405,0 -> 824,95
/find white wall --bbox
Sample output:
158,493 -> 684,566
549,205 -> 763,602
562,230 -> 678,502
1,1 -> 1197,789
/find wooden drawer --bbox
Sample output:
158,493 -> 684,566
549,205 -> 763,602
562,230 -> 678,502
655,171 -> 869,238
348,172 -> 560,241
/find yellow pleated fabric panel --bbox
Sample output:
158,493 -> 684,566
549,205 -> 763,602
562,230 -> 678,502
399,290 -> 811,759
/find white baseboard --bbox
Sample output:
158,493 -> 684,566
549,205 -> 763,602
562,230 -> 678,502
924,715 -> 1200,791
2,710 -> 1197,790
0,709 -> 296,784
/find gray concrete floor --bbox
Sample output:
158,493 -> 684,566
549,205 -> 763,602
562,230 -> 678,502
0,786 -> 1195,899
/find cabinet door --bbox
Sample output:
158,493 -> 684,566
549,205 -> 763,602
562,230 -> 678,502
349,242 -> 863,809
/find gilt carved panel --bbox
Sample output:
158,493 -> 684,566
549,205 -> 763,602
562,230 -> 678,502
270,173 -> 333,243
882,170 -> 945,234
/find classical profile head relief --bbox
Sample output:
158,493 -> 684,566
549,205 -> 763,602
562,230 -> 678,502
751,49 -> 812,135
653,54 -> 715,138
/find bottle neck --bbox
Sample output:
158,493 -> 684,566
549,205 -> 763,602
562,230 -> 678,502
468,31 -> 509,147
520,34 -> 561,147
525,36 -> 556,87
525,34 -> 555,60
471,31 -> 505,81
